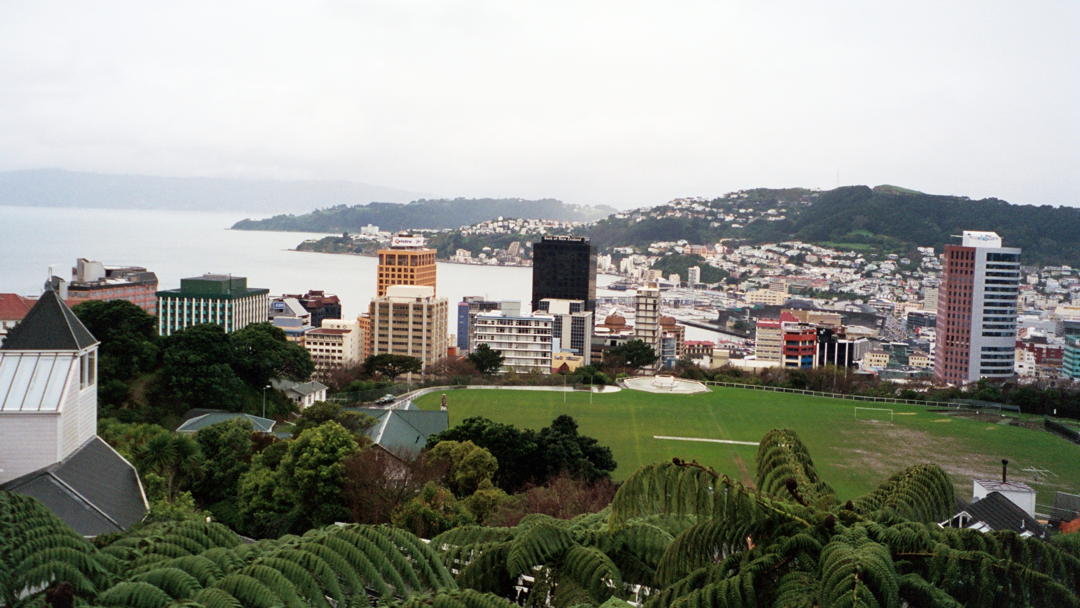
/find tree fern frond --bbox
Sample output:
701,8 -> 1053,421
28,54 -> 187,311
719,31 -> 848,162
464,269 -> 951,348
129,567 -> 203,599
561,545 -> 621,603
96,582 -> 173,608
506,524 -> 576,578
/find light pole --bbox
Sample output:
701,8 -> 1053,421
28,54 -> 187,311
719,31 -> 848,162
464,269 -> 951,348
262,384 -> 271,419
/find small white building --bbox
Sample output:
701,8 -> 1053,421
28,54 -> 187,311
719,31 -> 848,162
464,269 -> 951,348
272,378 -> 329,409
0,289 -> 147,536
972,478 -> 1037,518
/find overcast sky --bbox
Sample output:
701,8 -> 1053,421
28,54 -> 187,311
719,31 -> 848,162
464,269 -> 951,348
1,1 -> 1077,209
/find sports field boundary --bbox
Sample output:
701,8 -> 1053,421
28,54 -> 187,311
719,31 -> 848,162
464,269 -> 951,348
700,380 -> 957,408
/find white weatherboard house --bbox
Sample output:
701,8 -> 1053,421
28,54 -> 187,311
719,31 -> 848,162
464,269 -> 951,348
0,289 -> 147,535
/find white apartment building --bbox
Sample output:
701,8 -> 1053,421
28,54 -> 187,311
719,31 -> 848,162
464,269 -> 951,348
473,311 -> 553,374
305,317 -> 365,379
634,285 -> 661,357
687,265 -> 701,287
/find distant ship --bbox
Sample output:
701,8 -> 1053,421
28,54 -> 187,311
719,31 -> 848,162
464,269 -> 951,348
607,279 -> 634,291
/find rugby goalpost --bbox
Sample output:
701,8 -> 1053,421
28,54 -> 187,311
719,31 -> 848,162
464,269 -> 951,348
854,406 -> 894,422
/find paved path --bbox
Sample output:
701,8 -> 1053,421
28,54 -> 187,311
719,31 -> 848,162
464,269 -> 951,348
653,435 -> 759,446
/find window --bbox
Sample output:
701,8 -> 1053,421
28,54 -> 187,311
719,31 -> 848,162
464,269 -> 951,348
79,351 -> 97,389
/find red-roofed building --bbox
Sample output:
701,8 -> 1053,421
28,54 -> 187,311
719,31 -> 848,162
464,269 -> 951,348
0,293 -> 34,346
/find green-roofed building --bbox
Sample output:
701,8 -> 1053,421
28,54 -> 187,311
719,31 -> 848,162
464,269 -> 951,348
156,274 -> 269,336
349,407 -> 449,458
176,412 -> 276,434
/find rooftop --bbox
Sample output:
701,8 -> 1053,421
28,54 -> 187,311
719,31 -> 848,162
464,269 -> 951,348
975,479 -> 1035,494
0,289 -> 98,351
0,293 -> 34,320
1,437 -> 147,536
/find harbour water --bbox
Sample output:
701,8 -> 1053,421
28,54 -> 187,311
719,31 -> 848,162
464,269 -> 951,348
0,205 -> 724,340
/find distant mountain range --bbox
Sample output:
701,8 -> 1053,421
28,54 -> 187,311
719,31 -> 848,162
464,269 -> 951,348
0,168 -> 425,213
232,198 -> 618,232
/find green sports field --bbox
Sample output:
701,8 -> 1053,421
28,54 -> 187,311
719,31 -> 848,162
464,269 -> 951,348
414,386 -> 1080,503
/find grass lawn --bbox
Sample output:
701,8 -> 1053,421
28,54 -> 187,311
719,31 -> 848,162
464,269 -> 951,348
414,387 -> 1080,504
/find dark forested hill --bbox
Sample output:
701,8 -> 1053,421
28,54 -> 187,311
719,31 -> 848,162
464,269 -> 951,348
233,198 -> 616,232
767,186 -> 1080,264
586,185 -> 1080,265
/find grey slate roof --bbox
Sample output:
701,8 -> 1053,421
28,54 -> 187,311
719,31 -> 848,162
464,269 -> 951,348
953,492 -> 1046,537
271,378 -> 328,398
0,289 -> 98,351
1,437 -> 147,536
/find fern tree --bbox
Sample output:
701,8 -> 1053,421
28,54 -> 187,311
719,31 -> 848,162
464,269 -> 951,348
0,495 -> 504,608
431,428 -> 1080,608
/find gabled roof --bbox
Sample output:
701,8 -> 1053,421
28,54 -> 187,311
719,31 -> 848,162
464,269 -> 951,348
0,289 -> 97,351
1,437 -> 147,536
0,293 -> 33,321
271,378 -> 328,397
349,407 -> 449,456
950,492 -> 1045,538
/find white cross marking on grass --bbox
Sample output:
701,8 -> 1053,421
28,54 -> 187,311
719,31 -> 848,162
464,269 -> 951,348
653,435 -> 759,446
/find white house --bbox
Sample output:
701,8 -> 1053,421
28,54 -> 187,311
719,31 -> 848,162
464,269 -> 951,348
0,289 -> 147,536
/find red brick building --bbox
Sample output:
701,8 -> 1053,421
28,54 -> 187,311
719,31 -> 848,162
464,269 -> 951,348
51,259 -> 158,315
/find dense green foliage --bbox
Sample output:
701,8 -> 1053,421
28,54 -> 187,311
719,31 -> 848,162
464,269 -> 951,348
232,198 -> 614,232
149,323 -> 312,419
5,426 -> 1079,608
467,345 -> 505,376
364,354 -> 423,381
72,301 -> 160,408
604,339 -> 658,370
428,415 -> 616,492
650,254 -> 727,284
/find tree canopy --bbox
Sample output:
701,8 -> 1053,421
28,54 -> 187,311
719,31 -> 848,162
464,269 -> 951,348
427,416 -> 616,492
468,344 -> 505,376
7,427 -> 1077,608
364,354 -> 423,380
604,339 -> 658,370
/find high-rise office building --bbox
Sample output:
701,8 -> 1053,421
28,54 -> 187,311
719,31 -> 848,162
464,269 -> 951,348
531,236 -> 597,312
157,274 -> 269,336
633,285 -> 661,360
934,231 -> 1021,385
369,285 -> 448,371
457,296 -> 503,352
1061,319 -> 1080,380
538,298 -> 593,364
376,234 -> 437,297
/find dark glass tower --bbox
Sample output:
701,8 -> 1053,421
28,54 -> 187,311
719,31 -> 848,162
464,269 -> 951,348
531,236 -> 597,312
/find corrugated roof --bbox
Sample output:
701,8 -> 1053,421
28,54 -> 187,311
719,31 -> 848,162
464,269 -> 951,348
1,437 -> 147,536
1,289 -> 97,351
0,352 -> 75,411
176,412 -> 275,433
349,407 -> 449,456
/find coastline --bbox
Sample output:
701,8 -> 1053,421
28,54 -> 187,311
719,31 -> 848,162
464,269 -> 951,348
287,247 -> 533,269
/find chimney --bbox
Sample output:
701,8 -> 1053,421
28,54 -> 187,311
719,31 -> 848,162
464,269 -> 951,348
1001,459 -> 1009,483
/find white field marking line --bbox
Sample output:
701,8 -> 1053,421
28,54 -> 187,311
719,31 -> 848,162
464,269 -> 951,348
653,435 -> 759,446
